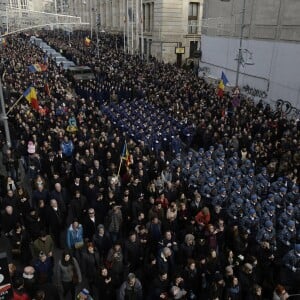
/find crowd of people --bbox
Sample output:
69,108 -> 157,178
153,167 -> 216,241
0,30 -> 299,300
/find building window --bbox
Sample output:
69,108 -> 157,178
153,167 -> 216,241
189,41 -> 198,57
188,2 -> 199,34
20,0 -> 27,9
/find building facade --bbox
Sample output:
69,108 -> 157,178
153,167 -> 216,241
66,0 -> 203,64
200,0 -> 300,109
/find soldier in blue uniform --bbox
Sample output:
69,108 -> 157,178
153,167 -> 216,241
216,175 -> 231,193
240,208 -> 260,237
262,194 -> 275,212
201,177 -> 217,205
241,180 -> 255,201
256,167 -> 270,183
261,205 -> 276,228
240,159 -> 253,176
245,194 -> 262,217
227,198 -> 244,225
214,159 -> 226,181
286,185 -> 299,205
256,220 -> 276,251
230,184 -> 244,203
274,187 -> 288,210
278,206 -> 295,229
278,220 -> 296,256
212,187 -> 228,208
281,244 -> 300,293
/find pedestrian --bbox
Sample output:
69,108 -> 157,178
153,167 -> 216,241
118,273 -> 143,300
56,250 -> 82,300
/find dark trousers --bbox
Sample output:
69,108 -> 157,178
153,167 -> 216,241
62,281 -> 75,300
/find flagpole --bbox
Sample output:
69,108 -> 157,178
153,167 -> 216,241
235,0 -> 246,87
135,0 -> 139,54
123,0 -> 126,54
126,0 -> 129,53
131,0 -> 134,54
117,156 -> 123,177
140,0 -> 144,60
0,77 -> 11,147
118,139 -> 127,176
6,94 -> 24,115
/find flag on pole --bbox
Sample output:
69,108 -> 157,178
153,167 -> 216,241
44,82 -> 51,96
44,54 -> 48,65
84,37 -> 91,46
121,141 -> 132,167
28,63 -> 47,73
1,38 -> 7,47
217,71 -> 229,97
23,87 -> 39,111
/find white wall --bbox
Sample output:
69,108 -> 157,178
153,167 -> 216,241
200,35 -> 300,109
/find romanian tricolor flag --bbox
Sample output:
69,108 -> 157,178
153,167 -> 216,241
1,38 -> 7,47
217,71 -> 229,98
84,37 -> 91,47
44,82 -> 51,96
28,63 -> 48,73
23,87 -> 39,111
121,141 -> 132,167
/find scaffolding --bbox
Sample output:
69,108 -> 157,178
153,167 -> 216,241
0,6 -> 88,35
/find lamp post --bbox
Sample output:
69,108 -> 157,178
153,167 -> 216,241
235,0 -> 246,87
96,11 -> 100,58
0,72 -> 11,148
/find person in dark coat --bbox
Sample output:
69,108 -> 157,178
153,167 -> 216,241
118,273 -> 143,300
49,182 -> 68,215
83,208 -> 100,241
81,242 -> 101,296
97,266 -> 115,300
93,224 -> 112,263
24,209 -> 44,241
147,271 -> 170,300
124,231 -> 142,273
1,205 -> 20,236
209,273 -> 225,300
9,223 -> 32,264
69,190 -> 87,223
157,247 -> 174,277
34,252 -> 54,285
239,263 -> 257,299
46,199 -> 64,248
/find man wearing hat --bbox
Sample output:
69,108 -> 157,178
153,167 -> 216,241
245,194 -> 262,217
278,206 -> 295,229
286,185 -> 299,205
227,198 -> 244,226
256,220 -> 276,251
278,220 -> 296,256
282,244 -> 300,293
201,177 -> 217,203
240,208 -> 259,236
261,205 -> 276,227
274,187 -> 287,210
261,194 -> 275,212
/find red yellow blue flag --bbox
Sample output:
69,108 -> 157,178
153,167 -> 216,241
217,71 -> 229,97
28,63 -> 47,73
23,87 -> 39,111
84,37 -> 91,47
121,141 -> 132,167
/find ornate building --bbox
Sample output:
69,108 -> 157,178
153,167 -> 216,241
67,0 -> 203,64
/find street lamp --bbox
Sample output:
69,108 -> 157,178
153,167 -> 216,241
96,11 -> 101,58
235,0 -> 246,87
0,64 -> 11,148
